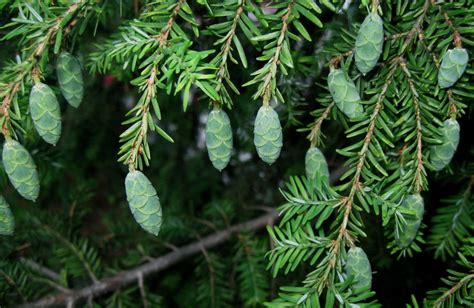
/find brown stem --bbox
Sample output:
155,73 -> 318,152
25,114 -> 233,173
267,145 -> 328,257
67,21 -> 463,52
127,65 -> 157,170
128,0 -> 184,169
328,50 -> 353,69
156,0 -> 185,48
261,1 -> 294,106
433,273 -> 474,308
399,58 -> 424,193
214,2 -> 246,106
308,102 -> 334,147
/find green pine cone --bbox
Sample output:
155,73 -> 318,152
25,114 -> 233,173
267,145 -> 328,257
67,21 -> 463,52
125,170 -> 162,236
345,247 -> 372,289
430,119 -> 460,171
396,194 -> 424,248
305,147 -> 329,188
438,47 -> 468,88
327,69 -> 364,119
355,12 -> 384,75
2,140 -> 40,201
29,83 -> 62,145
254,106 -> 283,165
57,52 -> 84,108
205,109 -> 233,171
0,196 -> 14,236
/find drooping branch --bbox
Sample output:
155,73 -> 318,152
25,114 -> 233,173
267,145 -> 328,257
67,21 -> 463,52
21,211 -> 279,307
260,1 -> 294,106
0,2 -> 89,138
399,58 -> 425,193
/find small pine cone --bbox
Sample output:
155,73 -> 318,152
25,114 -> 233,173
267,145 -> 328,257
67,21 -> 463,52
430,119 -> 460,171
253,106 -> 282,165
0,196 -> 14,236
438,47 -> 468,88
355,12 -> 384,75
29,83 -> 62,145
396,194 -> 424,248
205,109 -> 233,171
57,52 -> 84,108
125,171 -> 162,236
305,147 -> 329,188
327,69 -> 364,119
345,247 -> 372,289
2,140 -> 40,202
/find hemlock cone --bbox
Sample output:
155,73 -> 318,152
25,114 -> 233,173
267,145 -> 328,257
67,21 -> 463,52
2,140 -> 40,202
29,83 -> 62,145
57,52 -> 84,108
438,47 -> 468,88
305,147 -> 329,188
125,170 -> 162,236
355,12 -> 384,75
430,119 -> 460,171
205,109 -> 233,171
327,69 -> 364,119
396,194 -> 424,248
0,196 -> 14,235
345,247 -> 372,289
253,106 -> 282,165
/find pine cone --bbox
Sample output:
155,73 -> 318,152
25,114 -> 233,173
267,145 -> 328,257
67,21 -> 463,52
438,47 -> 468,88
125,170 -> 162,236
327,69 -> 364,119
396,194 -> 424,248
57,52 -> 84,108
355,12 -> 384,75
430,119 -> 460,171
0,196 -> 14,235
205,109 -> 233,171
305,147 -> 329,188
254,106 -> 282,165
29,83 -> 62,145
2,140 -> 40,201
345,247 -> 372,289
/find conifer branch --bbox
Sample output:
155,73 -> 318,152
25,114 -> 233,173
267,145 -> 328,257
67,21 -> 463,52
326,57 -> 399,275
122,0 -> 185,170
22,211 -> 279,307
308,102 -> 334,147
432,273 -> 474,308
416,25 -> 460,119
213,1 -> 245,108
19,258 -> 61,282
0,1 -> 89,138
400,58 -> 425,193
431,0 -> 463,47
261,1 -> 293,106
41,223 -> 99,284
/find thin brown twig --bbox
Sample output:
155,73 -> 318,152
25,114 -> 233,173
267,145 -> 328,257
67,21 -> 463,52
128,0 -> 184,169
308,102 -> 334,147
261,1 -> 294,106
399,58 -> 425,193
433,273 -> 474,308
214,1 -> 246,107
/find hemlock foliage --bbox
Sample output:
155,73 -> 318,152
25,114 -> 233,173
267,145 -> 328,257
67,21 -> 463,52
0,0 -> 473,307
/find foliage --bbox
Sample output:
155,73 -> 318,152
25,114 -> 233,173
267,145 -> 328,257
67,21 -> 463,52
0,0 -> 472,307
